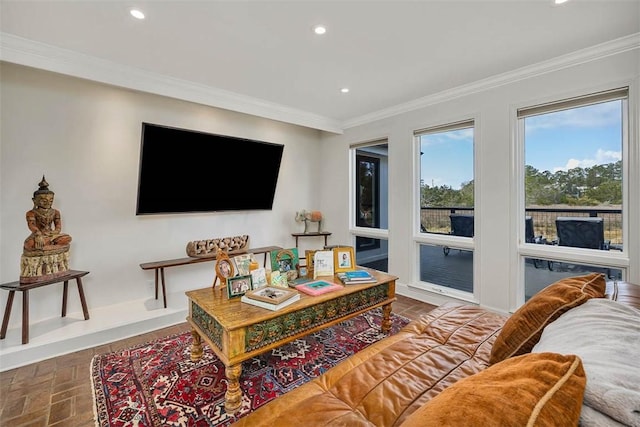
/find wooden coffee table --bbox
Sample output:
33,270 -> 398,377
186,268 -> 397,413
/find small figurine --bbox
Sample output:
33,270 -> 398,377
295,210 -> 323,233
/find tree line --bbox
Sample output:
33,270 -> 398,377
421,161 -> 622,207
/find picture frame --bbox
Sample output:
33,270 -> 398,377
305,249 -> 318,279
333,246 -> 356,273
250,267 -> 268,289
313,250 -> 334,278
244,286 -> 298,304
270,248 -> 299,281
215,251 -> 235,288
227,275 -> 252,298
233,253 -> 253,276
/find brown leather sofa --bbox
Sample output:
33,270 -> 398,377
232,279 -> 639,427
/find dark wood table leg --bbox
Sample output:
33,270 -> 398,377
154,268 -> 159,300
76,277 -> 90,320
22,290 -> 29,344
160,267 -> 167,308
1,290 -> 15,339
62,280 -> 69,317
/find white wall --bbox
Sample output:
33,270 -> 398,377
318,49 -> 640,313
0,63 -> 323,329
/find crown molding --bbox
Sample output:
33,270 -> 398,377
0,33 -> 343,134
2,32 -> 638,134
343,33 -> 640,130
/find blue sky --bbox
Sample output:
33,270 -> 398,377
420,100 -> 622,189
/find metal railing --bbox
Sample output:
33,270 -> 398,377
420,206 -> 623,245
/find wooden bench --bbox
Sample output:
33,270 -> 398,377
140,246 -> 282,308
0,270 -> 90,344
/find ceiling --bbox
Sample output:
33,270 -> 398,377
1,1 -> 639,133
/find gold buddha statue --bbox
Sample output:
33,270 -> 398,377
20,176 -> 72,282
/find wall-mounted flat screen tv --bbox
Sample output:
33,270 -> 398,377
136,123 -> 284,215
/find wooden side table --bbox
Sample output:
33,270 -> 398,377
0,270 -> 90,344
291,231 -> 332,248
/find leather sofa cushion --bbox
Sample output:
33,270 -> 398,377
400,352 -> 586,427
489,272 -> 606,365
231,303 -> 505,427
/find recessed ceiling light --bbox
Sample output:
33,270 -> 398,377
130,9 -> 145,19
341,88 -> 350,93
313,25 -> 327,35
554,0 -> 569,4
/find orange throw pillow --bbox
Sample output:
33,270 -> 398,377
400,352 -> 586,427
489,272 -> 605,365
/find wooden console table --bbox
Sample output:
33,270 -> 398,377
292,231 -> 332,248
0,270 -> 90,344
140,246 -> 281,308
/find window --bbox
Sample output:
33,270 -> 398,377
414,120 -> 475,294
356,154 -> 380,250
519,88 -> 628,300
351,141 -> 388,271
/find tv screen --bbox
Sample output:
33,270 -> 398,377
136,123 -> 284,215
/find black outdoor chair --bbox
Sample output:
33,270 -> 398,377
444,214 -> 473,255
525,216 -> 536,244
554,216 -> 616,277
555,217 -> 609,250
525,216 -> 550,269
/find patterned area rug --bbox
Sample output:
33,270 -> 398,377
91,308 -> 410,427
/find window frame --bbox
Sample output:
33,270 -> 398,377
514,86 -> 631,307
413,118 -> 478,300
350,140 -> 390,267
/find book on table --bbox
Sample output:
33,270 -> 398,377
241,286 -> 300,310
295,280 -> 343,296
337,269 -> 376,284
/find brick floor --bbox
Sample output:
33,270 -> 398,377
0,294 -> 436,426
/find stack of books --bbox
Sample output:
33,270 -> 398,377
337,269 -> 377,285
241,286 -> 300,311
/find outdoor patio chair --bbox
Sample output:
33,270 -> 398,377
554,216 -> 615,277
525,216 -> 550,269
555,217 -> 609,250
444,214 -> 473,255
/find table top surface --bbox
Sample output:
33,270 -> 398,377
291,231 -> 332,236
186,267 -> 397,330
1,270 -> 89,290
140,245 -> 282,269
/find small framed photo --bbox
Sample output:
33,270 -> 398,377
305,249 -> 318,278
333,246 -> 355,273
271,248 -> 299,281
227,275 -> 252,298
250,267 -> 268,289
233,253 -> 253,276
215,251 -> 235,286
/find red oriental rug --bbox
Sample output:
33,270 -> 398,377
91,308 -> 410,427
